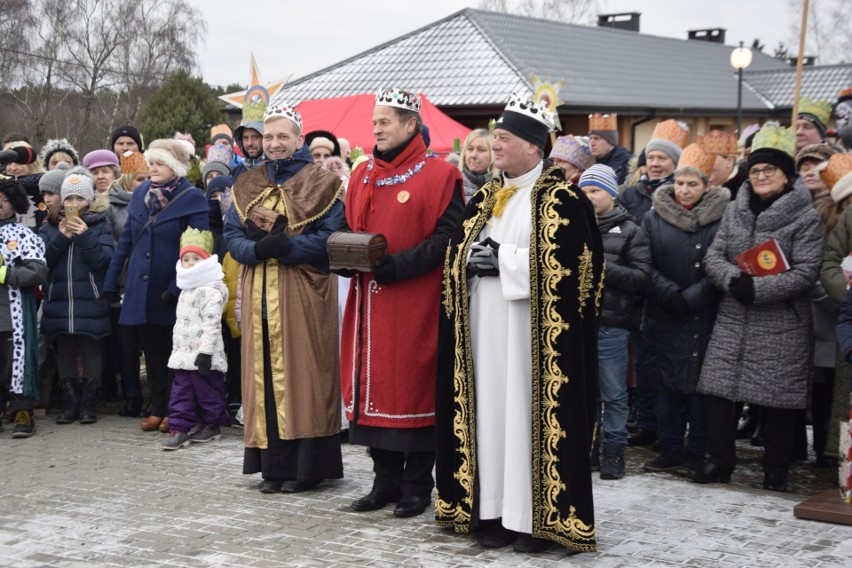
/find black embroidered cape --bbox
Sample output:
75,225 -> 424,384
434,162 -> 604,552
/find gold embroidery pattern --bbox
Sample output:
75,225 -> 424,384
577,244 -> 594,316
531,166 -> 597,551
436,179 -> 500,530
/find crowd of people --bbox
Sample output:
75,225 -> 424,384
1,85 -> 852,555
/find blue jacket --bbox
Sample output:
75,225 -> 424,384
836,285 -> 852,362
103,178 -> 208,326
40,212 -> 114,340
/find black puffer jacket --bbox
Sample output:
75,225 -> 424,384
618,175 -> 673,224
598,204 -> 651,329
596,145 -> 634,185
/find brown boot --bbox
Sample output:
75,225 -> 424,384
159,417 -> 170,433
140,415 -> 163,431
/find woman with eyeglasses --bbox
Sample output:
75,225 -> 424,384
691,125 -> 823,492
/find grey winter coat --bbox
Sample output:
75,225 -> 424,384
639,184 -> 728,393
697,181 -> 823,409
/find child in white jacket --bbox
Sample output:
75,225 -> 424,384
163,228 -> 229,450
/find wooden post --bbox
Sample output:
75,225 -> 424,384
791,0 -> 809,124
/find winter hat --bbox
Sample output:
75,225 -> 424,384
549,135 -> 591,169
119,151 -> 148,174
110,125 -> 144,151
305,130 -> 341,157
646,120 -> 689,164
83,149 -> 119,170
819,154 -> 852,203
798,98 -> 832,139
60,166 -> 95,204
494,93 -> 556,151
39,162 -> 70,195
578,164 -> 619,197
179,227 -> 213,260
795,143 -> 836,170
309,136 -> 335,153
838,125 -> 852,151
145,139 -> 190,178
677,144 -> 716,178
747,124 -> 797,180
39,139 -> 80,167
205,175 -> 233,200
588,113 -> 618,146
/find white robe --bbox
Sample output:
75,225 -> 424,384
469,161 -> 542,533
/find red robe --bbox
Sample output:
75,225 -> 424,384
341,136 -> 460,429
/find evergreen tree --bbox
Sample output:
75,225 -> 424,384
139,70 -> 222,149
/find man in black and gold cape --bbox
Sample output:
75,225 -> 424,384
434,94 -> 604,554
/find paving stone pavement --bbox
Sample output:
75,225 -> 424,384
2,415 -> 852,567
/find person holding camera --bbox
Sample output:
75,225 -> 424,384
39,167 -> 114,424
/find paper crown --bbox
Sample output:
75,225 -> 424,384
206,143 -> 232,165
819,153 -> 852,190
375,88 -> 422,113
263,103 -> 302,130
838,87 -> 852,103
179,227 -> 214,257
678,144 -> 716,177
210,124 -> 233,140
589,113 -> 617,131
503,93 -> 556,131
119,151 -> 148,174
798,98 -> 832,127
651,119 -> 689,149
549,135 -> 591,169
700,130 -> 737,156
751,124 -> 796,158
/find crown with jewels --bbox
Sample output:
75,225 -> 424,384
588,113 -> 617,131
263,103 -> 302,130
503,93 -> 556,131
179,227 -> 214,256
375,88 -> 422,113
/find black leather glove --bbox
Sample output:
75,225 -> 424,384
161,290 -> 176,303
666,294 -> 690,317
728,273 -> 755,305
194,353 -> 212,377
254,230 -> 292,260
372,255 -> 397,284
245,218 -> 267,241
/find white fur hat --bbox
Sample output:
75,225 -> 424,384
144,139 -> 190,178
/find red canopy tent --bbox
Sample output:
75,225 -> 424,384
296,93 -> 470,155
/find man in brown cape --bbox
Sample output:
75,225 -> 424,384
224,103 -> 345,494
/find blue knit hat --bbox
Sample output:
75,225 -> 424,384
578,164 -> 618,197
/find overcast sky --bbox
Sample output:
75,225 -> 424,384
188,1 -> 795,88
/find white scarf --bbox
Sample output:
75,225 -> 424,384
175,255 -> 224,290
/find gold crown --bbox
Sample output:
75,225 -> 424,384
179,227 -> 214,255
652,120 -> 689,149
820,153 -> 852,190
798,98 -> 832,127
120,151 -> 148,174
589,113 -> 617,131
678,144 -> 715,177
700,130 -> 737,156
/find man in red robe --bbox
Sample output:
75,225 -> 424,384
338,88 -> 463,518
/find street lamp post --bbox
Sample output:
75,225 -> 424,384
730,41 -> 754,137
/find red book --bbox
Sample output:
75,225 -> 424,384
735,239 -> 790,276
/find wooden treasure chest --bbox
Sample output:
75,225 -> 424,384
326,231 -> 388,272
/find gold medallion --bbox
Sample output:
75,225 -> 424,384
397,190 -> 410,203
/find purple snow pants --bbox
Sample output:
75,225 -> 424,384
168,368 -> 229,433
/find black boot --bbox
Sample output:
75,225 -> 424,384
56,378 -> 79,424
78,377 -> 101,424
118,396 -> 142,417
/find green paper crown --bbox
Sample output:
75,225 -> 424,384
179,227 -> 214,255
751,124 -> 796,158
798,98 -> 832,127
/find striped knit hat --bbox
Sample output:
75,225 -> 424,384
578,164 -> 618,197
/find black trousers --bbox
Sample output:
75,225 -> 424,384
0,332 -> 35,412
370,447 -> 435,499
704,394 -> 797,474
55,334 -> 103,380
137,324 -> 174,417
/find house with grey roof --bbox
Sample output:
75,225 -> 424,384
254,8 -> 849,151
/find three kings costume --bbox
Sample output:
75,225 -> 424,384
435,161 -> 604,552
223,145 -> 345,484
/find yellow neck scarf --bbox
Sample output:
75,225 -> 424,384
492,185 -> 518,218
